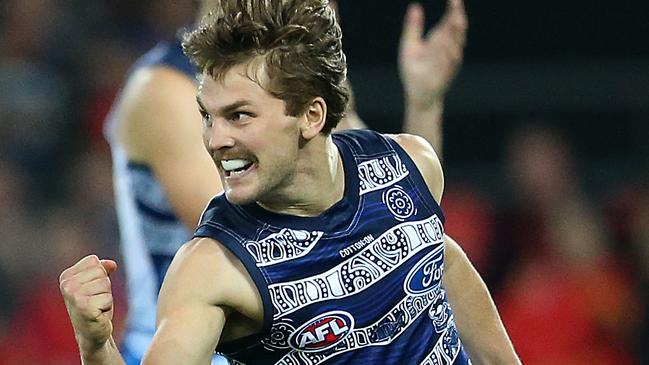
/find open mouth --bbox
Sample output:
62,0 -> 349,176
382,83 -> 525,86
221,159 -> 255,177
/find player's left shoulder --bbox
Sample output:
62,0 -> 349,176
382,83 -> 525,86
386,133 -> 445,203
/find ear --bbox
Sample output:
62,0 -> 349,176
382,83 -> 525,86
300,97 -> 327,140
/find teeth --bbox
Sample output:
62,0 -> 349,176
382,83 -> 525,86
221,159 -> 251,172
230,169 -> 247,176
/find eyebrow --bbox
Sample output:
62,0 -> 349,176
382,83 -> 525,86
196,96 -> 252,116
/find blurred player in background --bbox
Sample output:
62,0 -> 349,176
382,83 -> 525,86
102,0 -> 466,363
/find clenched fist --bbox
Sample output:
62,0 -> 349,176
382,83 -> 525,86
59,255 -> 118,354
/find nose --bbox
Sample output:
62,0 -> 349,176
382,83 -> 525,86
205,117 -> 236,151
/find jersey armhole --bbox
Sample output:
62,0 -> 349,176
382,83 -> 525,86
194,224 -> 274,353
383,135 -> 446,223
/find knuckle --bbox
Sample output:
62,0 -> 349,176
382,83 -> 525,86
93,266 -> 107,277
58,270 -> 69,283
59,279 -> 76,295
59,279 -> 68,293
86,254 -> 100,264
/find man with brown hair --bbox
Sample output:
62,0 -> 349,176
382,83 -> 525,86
102,0 -> 466,363
99,0 -> 467,363
60,0 -> 519,364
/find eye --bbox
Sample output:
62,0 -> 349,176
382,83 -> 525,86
229,111 -> 252,123
200,110 -> 212,127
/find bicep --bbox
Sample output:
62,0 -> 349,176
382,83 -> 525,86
121,67 -> 222,229
442,234 -> 467,280
441,234 -> 483,337
144,298 -> 226,365
143,238 -> 233,364
442,235 -> 520,362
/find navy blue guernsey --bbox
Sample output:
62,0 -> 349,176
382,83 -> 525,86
195,129 -> 471,365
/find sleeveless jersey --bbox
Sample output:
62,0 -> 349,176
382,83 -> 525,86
104,39 -> 202,362
195,129 -> 471,365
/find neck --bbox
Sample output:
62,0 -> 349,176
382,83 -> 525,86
257,135 -> 345,217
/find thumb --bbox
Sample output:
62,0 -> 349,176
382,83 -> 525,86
100,259 -> 118,275
401,3 -> 425,45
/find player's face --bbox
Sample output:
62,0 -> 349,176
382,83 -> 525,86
198,63 -> 303,205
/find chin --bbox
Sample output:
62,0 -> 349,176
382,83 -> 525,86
224,189 -> 257,206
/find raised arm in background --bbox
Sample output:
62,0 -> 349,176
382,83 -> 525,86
399,0 -> 467,156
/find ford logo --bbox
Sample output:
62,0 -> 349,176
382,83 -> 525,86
288,311 -> 355,352
404,247 -> 444,295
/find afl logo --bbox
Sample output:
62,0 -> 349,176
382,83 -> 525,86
288,311 -> 354,352
404,247 -> 444,295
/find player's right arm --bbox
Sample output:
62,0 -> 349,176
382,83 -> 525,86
60,238 -> 260,365
142,237 -> 262,364
114,66 -> 222,229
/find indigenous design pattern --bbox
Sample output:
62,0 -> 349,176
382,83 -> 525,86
245,229 -> 324,267
358,154 -> 409,196
382,185 -> 417,221
274,285 -> 463,365
268,215 -> 445,318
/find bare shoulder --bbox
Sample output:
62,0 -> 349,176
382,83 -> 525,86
121,66 -> 196,108
159,237 -> 263,322
115,65 -> 220,228
114,66 -> 200,162
386,133 -> 445,203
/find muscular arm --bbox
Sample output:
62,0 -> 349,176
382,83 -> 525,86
443,235 -> 520,364
392,133 -> 519,364
143,239 -> 228,364
60,240 -> 261,365
115,66 -> 222,229
143,238 -> 263,364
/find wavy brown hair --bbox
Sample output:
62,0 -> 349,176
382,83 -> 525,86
183,0 -> 349,134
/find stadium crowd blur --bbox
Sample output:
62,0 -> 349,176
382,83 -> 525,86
0,0 -> 647,364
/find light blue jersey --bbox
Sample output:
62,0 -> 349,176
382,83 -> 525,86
105,39 -> 228,365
